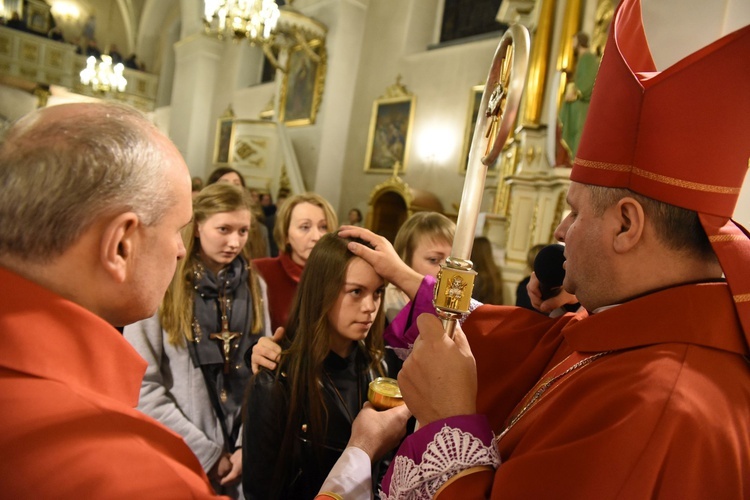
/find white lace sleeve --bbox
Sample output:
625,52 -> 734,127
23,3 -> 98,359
381,425 -> 501,499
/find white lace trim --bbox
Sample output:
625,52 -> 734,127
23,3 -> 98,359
380,424 -> 501,499
466,298 -> 482,318
389,345 -> 413,361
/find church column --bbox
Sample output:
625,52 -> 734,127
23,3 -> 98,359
309,0 -> 368,211
169,33 -> 224,177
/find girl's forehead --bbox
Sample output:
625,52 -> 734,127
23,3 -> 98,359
414,233 -> 451,248
345,256 -> 383,282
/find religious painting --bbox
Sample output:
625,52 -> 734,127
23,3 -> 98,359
460,84 -> 485,174
363,95 -> 416,173
279,39 -> 326,127
213,115 -> 234,165
25,0 -> 51,35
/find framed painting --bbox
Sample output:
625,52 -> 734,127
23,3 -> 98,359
363,94 -> 416,173
460,84 -> 485,174
213,116 -> 234,165
279,39 -> 326,126
25,0 -> 50,35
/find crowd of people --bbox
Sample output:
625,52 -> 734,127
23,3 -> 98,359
1,0 -> 749,497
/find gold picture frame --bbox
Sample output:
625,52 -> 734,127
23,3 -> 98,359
460,84 -> 485,174
213,106 -> 236,165
363,92 -> 416,174
25,0 -> 51,35
279,39 -> 326,127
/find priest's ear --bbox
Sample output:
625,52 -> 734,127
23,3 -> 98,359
99,212 -> 141,283
612,197 -> 645,253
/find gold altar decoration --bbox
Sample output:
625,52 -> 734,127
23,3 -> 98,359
555,0 -> 582,107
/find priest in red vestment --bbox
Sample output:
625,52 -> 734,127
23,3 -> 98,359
318,0 -> 750,497
0,103 -> 225,498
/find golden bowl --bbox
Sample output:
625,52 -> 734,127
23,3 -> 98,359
368,377 -> 405,410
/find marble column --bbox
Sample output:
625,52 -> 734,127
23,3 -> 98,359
169,33 -> 223,177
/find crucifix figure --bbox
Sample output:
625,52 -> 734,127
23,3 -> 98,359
210,298 -> 241,375
484,44 -> 514,156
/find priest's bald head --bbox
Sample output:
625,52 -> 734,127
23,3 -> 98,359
0,102 -> 192,326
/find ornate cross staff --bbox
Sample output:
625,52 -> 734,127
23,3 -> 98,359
433,24 -> 530,337
210,297 -> 241,375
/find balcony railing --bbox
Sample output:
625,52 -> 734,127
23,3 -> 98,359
0,25 -> 158,110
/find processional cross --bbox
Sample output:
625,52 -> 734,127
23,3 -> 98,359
433,25 -> 530,338
484,44 -> 515,156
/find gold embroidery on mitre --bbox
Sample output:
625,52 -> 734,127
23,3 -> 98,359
575,158 -> 631,173
575,158 -> 741,194
632,167 -> 740,195
709,234 -> 747,243
734,294 -> 750,303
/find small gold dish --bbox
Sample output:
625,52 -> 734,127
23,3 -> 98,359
368,377 -> 405,410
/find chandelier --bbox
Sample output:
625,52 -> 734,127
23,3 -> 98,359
203,0 -> 281,43
79,55 -> 128,93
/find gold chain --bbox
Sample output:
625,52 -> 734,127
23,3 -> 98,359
497,351 -> 611,442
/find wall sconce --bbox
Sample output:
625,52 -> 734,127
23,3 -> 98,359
50,1 -> 81,22
417,125 -> 456,166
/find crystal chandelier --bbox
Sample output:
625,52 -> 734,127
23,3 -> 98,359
203,0 -> 281,43
79,55 -> 128,93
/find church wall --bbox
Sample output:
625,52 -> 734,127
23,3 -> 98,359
308,0 -> 368,210
339,0 -> 501,221
0,85 -> 35,121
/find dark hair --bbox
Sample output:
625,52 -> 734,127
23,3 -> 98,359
207,166 -> 246,187
263,233 -> 385,494
574,32 -> 590,49
349,208 -> 362,222
471,237 -> 504,304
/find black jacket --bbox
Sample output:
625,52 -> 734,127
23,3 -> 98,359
243,346 -> 390,499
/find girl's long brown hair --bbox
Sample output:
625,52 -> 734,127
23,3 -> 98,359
471,236 -> 504,305
160,182 -> 264,345
264,233 -> 385,494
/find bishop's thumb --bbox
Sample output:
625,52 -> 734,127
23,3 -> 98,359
416,313 -> 446,343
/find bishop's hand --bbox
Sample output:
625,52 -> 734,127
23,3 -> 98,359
398,314 -> 477,426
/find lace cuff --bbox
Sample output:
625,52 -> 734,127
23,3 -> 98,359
381,415 -> 499,499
